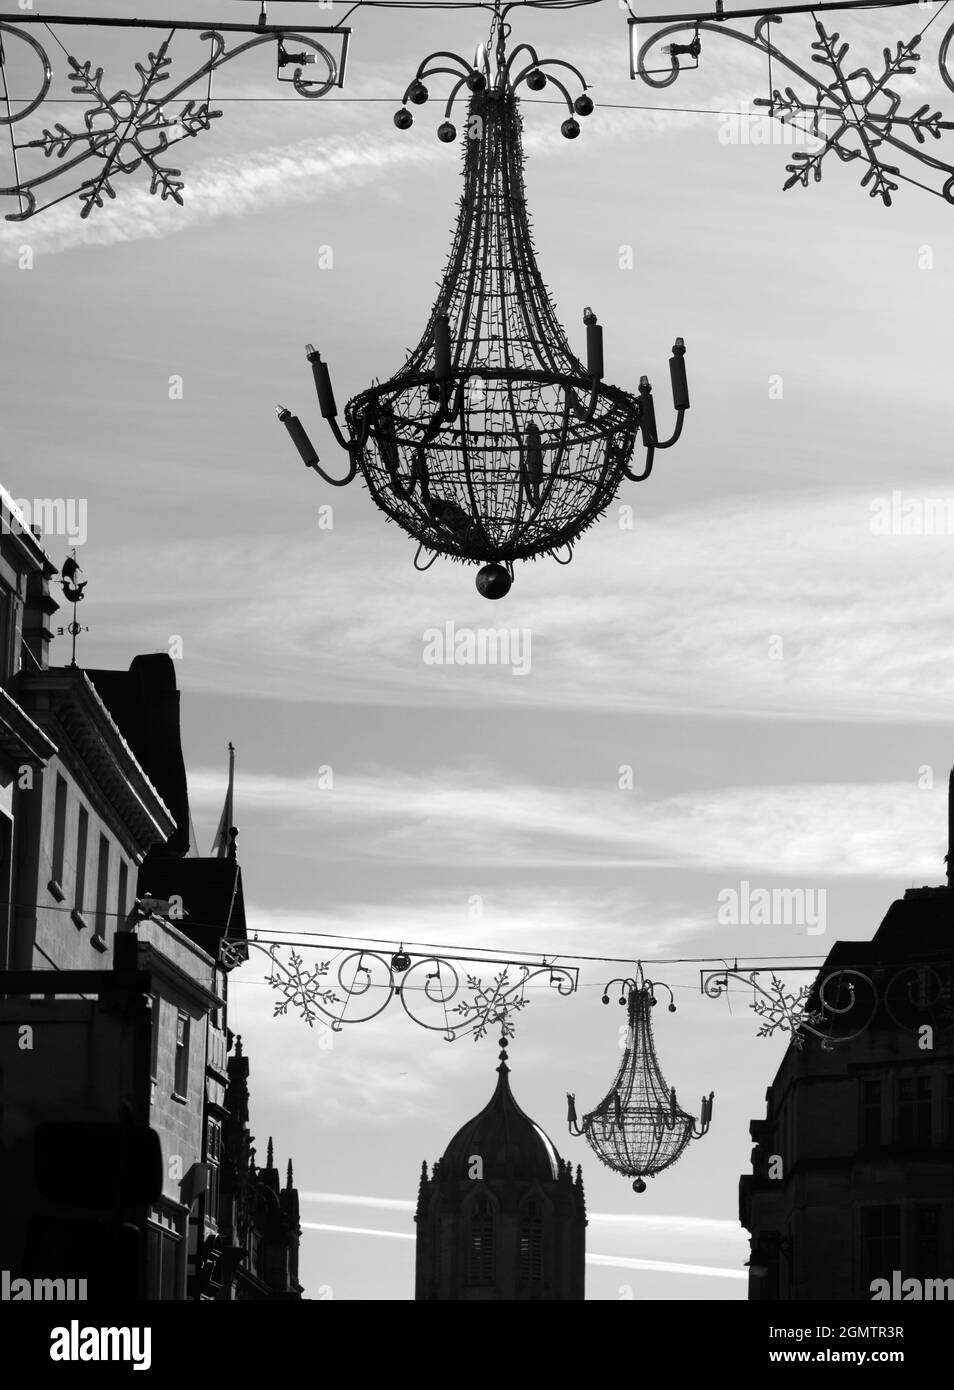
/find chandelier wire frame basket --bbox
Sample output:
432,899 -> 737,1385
567,964 -> 713,1193
278,5 -> 690,597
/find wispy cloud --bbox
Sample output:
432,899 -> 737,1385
89,487 -> 954,724
300,1223 -> 746,1279
299,1189 -> 740,1240
189,764 -> 946,880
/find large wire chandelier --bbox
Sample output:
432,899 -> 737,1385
278,4 -> 690,598
567,965 -> 713,1193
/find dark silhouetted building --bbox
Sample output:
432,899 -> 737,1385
211,1037 -> 303,1300
0,497 -> 300,1299
415,1043 -> 586,1300
740,777 -> 954,1300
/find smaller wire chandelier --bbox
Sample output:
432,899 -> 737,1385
567,964 -> 713,1193
277,3 -> 690,598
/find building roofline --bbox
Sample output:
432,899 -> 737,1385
0,686 -> 57,766
0,487 -> 59,578
18,668 -> 177,848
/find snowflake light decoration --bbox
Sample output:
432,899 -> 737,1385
0,18 -> 348,221
451,969 -> 530,1041
239,939 -> 577,1041
750,974 -> 826,1049
266,947 -> 340,1028
632,13 -> 954,206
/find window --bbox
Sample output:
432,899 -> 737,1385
913,1207 -> 941,1279
146,1224 -> 179,1301
117,860 -> 129,926
149,995 -> 160,1080
0,813 -> 11,970
206,1118 -> 222,1227
860,1079 -> 882,1148
0,585 -> 12,681
74,805 -> 89,914
861,1207 -> 901,1291
519,1200 -> 543,1287
467,1198 -> 495,1287
94,835 -> 109,938
173,1012 -> 189,1098
49,775 -> 68,895
897,1076 -> 931,1146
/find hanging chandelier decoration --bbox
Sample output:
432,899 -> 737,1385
628,2 -> 954,207
278,7 -> 690,598
567,965 -> 713,1193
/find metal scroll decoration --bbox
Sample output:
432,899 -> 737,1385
219,935 -> 579,1042
278,7 -> 690,599
630,11 -> 954,206
567,965 -> 713,1193
0,16 -> 350,221
701,960 -> 954,1050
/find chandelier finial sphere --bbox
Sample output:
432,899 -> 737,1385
476,563 -> 512,600
280,22 -> 692,596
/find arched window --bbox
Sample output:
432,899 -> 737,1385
467,1198 -> 495,1286
519,1200 -> 543,1287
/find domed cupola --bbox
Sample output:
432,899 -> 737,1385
414,1040 -> 586,1300
440,1044 -> 563,1183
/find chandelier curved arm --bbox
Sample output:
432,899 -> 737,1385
413,541 -> 440,571
275,407 -> 358,486
281,344 -> 376,475
442,76 -> 474,121
511,66 -> 572,114
623,441 -> 655,483
632,340 -> 689,456
510,398 -> 571,543
395,52 -> 485,129
653,410 -> 686,451
652,980 -> 676,1011
384,442 -> 432,504
412,53 -> 475,85
692,1091 -> 715,1137
601,975 -> 637,1004
566,1092 -> 585,1137
505,43 -> 541,77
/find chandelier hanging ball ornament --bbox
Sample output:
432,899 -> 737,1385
568,965 -> 713,1194
277,8 -> 691,597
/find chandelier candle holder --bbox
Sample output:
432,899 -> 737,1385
567,965 -> 713,1193
278,8 -> 690,598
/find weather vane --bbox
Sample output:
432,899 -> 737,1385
278,5 -> 690,598
58,551 -> 88,667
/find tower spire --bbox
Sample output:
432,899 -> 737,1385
211,741 -> 236,857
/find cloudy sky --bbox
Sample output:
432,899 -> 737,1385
3,0 -> 954,1299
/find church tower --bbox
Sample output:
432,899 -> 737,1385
415,1040 -> 586,1300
